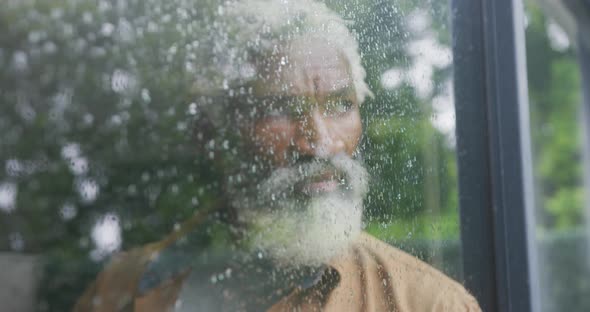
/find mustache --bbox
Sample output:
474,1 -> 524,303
228,154 -> 368,212
258,154 -> 368,201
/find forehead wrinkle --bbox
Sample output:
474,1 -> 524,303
249,84 -> 353,106
252,39 -> 354,99
285,63 -> 352,99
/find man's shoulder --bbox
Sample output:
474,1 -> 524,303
354,232 -> 460,284
329,232 -> 481,311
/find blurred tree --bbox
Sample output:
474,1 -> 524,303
0,0 -> 458,310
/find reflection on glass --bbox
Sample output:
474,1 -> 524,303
0,0 -> 478,311
525,1 -> 590,311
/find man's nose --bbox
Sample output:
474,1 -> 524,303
293,109 -> 346,158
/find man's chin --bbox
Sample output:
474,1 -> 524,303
230,154 -> 369,267
241,192 -> 364,268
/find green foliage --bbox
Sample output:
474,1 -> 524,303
545,187 -> 584,230
365,210 -> 459,241
328,0 -> 459,240
363,115 -> 457,221
525,0 -> 583,230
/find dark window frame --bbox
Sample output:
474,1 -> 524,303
453,0 -> 590,311
452,0 -> 541,311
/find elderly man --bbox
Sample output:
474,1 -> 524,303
75,0 -> 480,311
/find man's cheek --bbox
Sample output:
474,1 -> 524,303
252,120 -> 294,164
334,115 -> 362,155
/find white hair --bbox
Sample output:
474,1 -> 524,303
193,0 -> 373,104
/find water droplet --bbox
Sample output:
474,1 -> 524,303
188,103 -> 198,115
0,183 -> 17,213
59,203 -> 77,220
111,69 -> 135,93
141,88 -> 151,102
101,23 -> 115,37
12,51 -> 28,71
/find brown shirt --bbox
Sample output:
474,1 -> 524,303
74,232 -> 481,312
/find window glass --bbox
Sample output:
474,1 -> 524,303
0,0 -> 475,311
525,1 -> 590,311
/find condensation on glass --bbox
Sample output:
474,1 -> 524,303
525,1 -> 590,311
0,0 -> 478,311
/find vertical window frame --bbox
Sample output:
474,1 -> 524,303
577,4 -> 590,272
452,0 -> 541,311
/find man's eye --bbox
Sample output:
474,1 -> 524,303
324,99 -> 353,117
264,104 -> 290,118
256,98 -> 290,118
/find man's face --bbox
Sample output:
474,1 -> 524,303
228,36 -> 368,266
250,37 -> 363,193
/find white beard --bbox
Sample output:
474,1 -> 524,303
232,154 -> 368,267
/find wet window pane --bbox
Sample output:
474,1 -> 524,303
525,1 -> 590,311
0,0 -> 478,311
